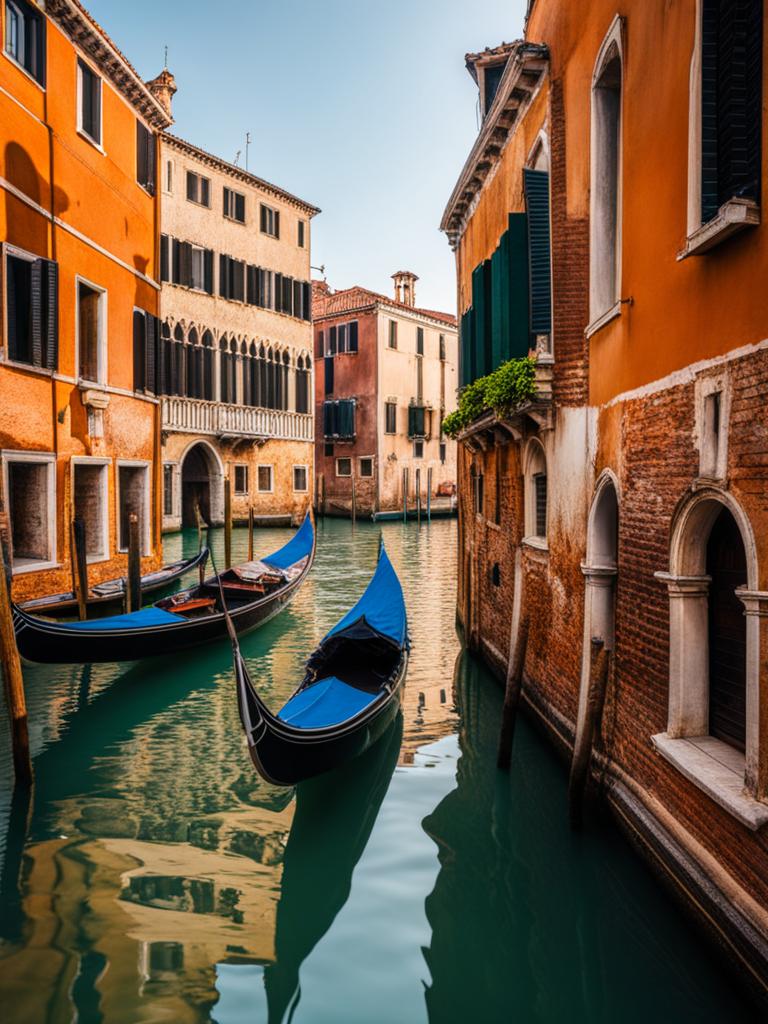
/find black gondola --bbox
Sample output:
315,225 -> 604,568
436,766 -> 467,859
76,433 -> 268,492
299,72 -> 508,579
18,546 -> 210,619
13,514 -> 314,665
235,542 -> 408,786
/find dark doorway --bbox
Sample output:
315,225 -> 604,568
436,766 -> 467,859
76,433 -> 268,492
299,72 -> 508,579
706,507 -> 747,750
181,444 -> 212,527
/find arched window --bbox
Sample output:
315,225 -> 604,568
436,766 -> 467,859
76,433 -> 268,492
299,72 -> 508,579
173,323 -> 186,397
201,330 -> 214,401
160,320 -> 172,396
590,18 -> 623,323
240,340 -> 250,406
248,342 -> 259,407
524,440 -> 547,542
266,348 -> 276,409
282,350 -> 291,411
259,344 -> 268,408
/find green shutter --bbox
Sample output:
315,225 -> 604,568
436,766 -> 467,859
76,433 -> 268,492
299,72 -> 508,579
507,212 -> 530,359
524,168 -> 552,336
471,264 -> 487,379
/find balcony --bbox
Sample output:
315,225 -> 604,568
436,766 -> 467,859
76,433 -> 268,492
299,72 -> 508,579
162,397 -> 314,442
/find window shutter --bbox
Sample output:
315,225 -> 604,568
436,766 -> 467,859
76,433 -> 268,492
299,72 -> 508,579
293,279 -> 302,318
349,320 -> 358,352
329,325 -> 337,355
274,210 -> 280,238
201,177 -> 210,206
146,128 -> 156,195
44,259 -> 58,369
180,242 -> 193,287
160,234 -> 169,282
156,318 -> 166,394
324,355 -> 334,395
247,265 -> 256,304
30,259 -> 43,367
137,121 -> 147,187
323,400 -> 333,436
524,167 -> 552,336
234,260 -> 245,302
506,212 -> 531,360
274,273 -> 283,313
303,281 -> 311,321
186,171 -> 195,202
223,187 -> 230,216
172,239 -> 182,284
283,276 -> 293,315
219,254 -> 228,298
260,205 -> 267,232
145,312 -> 156,393
133,310 -> 146,390
203,249 -> 214,294
235,193 -> 245,222
471,262 -> 489,379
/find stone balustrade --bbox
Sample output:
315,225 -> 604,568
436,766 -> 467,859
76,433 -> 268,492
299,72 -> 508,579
162,397 -> 314,442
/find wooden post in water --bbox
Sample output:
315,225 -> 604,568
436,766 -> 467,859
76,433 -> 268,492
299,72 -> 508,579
0,537 -> 32,787
127,512 -> 141,612
415,468 -> 421,525
497,616 -> 529,769
69,516 -> 88,621
195,503 -> 206,584
402,467 -> 408,523
427,467 -> 432,522
568,638 -> 610,829
224,477 -> 232,570
321,473 -> 326,518
351,472 -> 357,525
248,507 -> 254,561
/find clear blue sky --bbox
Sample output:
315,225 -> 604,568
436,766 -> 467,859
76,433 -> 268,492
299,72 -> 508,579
88,0 -> 528,313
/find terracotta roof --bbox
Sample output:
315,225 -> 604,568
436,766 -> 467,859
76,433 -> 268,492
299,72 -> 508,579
313,285 -> 456,327
163,134 -> 321,217
464,41 -> 519,85
45,0 -> 171,129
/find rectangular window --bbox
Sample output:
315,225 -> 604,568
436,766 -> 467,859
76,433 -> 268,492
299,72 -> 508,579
323,398 -> 355,438
701,390 -> 723,478
359,457 -> 374,478
389,320 -> 398,349
5,0 -> 45,85
298,220 -> 306,247
324,355 -> 334,395
118,463 -> 150,554
136,122 -> 156,194
163,464 -> 173,517
473,471 -> 484,515
257,465 -> 273,492
73,460 -> 109,562
164,159 -> 173,193
408,404 -> 426,439
293,465 -> 308,492
132,308 -> 157,393
223,187 -> 246,223
5,250 -> 58,370
186,170 -> 211,207
385,402 -> 397,434
218,254 -> 245,301
337,323 -> 348,353
296,366 -> 310,414
260,203 -> 280,238
416,327 -> 424,355
439,442 -> 447,464
324,442 -> 334,457
234,464 -> 249,494
77,59 -> 101,146
533,472 -> 547,537
439,334 -> 446,361
336,457 -> 352,477
524,167 -> 553,337
5,453 -> 55,569
413,440 -> 424,459
77,279 -> 105,383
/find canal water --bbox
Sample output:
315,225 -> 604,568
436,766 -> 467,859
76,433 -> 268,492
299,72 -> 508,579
0,518 -> 761,1022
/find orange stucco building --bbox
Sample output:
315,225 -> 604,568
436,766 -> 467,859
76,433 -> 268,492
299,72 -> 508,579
444,0 -> 768,994
0,0 -> 171,601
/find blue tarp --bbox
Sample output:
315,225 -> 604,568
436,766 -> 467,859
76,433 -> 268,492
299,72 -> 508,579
326,545 -> 407,648
278,676 -> 380,729
51,606 -> 186,631
262,514 -> 314,571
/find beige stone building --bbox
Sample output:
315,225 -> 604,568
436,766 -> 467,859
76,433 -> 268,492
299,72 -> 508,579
152,74 -> 318,529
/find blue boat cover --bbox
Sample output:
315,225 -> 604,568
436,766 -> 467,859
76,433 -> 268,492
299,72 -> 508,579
50,606 -> 186,631
325,546 -> 407,647
262,514 -> 314,571
278,676 -> 380,729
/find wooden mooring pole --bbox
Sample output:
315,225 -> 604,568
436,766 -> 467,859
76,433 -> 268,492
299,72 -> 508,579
568,638 -> 610,829
127,512 -> 141,612
351,473 -> 357,525
0,537 -> 32,787
69,516 -> 88,621
224,477 -> 232,570
402,467 -> 408,523
248,507 -> 254,561
497,616 -> 529,770
416,468 -> 421,525
195,503 -> 206,584
427,467 -> 432,522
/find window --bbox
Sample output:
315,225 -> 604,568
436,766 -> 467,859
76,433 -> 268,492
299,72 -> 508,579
257,465 -> 273,492
413,440 -> 424,459
440,442 -> 446,464
219,254 -> 245,301
471,465 -> 484,516
4,452 -> 55,570
136,122 -> 156,194
260,203 -> 280,238
492,563 -> 501,587
73,459 -> 109,562
589,20 -> 622,323
298,220 -> 306,247
171,239 -> 214,294
223,187 -> 246,223
77,59 -> 102,146
293,465 -> 308,492
697,375 -> 730,480
234,464 -> 249,494
408,404 -> 426,439
533,473 -> 547,537
385,402 -> 397,434
5,0 -> 45,85
77,278 -> 105,383
323,399 -> 355,438
524,439 -> 548,541
163,464 -> 173,517
416,327 -> 424,355
133,308 -> 157,393
524,165 -> 553,344
4,250 -> 58,369
336,457 -> 352,477
324,442 -> 334,457
117,463 -> 150,554
190,246 -> 208,291
186,170 -> 210,207
295,357 -> 310,414
388,320 -> 398,349
439,334 -> 446,361
359,457 -> 374,478
164,159 -> 173,193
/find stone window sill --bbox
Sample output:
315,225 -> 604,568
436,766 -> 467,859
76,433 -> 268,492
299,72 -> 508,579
677,198 -> 760,259
651,732 -> 768,831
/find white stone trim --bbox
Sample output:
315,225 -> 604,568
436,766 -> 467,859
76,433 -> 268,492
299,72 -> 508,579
70,456 -> 111,563
74,274 -> 108,386
678,198 -> 760,259
1,449 -> 57,573
115,459 -> 152,555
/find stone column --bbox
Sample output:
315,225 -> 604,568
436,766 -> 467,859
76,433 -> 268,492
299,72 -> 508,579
736,589 -> 768,797
655,572 -> 710,738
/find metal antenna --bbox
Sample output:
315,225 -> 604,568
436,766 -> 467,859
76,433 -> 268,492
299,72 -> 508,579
245,132 -> 251,171
233,149 -> 241,167
164,45 -> 168,68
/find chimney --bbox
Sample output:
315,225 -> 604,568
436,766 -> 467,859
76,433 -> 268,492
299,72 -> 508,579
392,270 -> 418,307
146,67 -> 177,120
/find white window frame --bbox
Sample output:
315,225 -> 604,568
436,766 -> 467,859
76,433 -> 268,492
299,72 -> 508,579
1,243 -> 53,375
359,456 -> 374,478
2,449 -> 57,573
75,275 -> 107,385
71,456 -> 110,563
335,457 -> 352,478
233,463 -> 249,495
190,245 -> 206,292
412,440 -> 424,460
3,0 -> 44,91
76,55 -> 104,153
116,459 -> 151,555
523,438 -> 548,549
256,464 -> 274,493
292,464 -> 309,492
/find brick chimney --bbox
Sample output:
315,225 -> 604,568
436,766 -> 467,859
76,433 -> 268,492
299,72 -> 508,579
392,271 -> 418,307
146,67 -> 177,120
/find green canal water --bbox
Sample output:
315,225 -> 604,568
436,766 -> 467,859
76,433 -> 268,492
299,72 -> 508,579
0,518 -> 762,1022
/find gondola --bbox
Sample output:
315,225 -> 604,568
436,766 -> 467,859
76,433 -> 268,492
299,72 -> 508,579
18,546 -> 210,619
13,514 -> 314,665
235,541 -> 408,786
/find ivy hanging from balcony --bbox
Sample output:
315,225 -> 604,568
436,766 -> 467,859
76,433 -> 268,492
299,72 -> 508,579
441,357 -> 536,439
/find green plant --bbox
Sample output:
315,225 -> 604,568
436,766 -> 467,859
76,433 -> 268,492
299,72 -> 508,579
441,357 -> 537,438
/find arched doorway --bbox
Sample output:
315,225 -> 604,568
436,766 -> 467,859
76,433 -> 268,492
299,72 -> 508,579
180,442 -> 224,527
706,506 -> 747,750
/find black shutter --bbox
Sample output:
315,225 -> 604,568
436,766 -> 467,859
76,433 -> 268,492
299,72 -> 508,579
137,121 -> 147,187
293,279 -> 302,318
260,205 -> 267,232
145,313 -> 156,393
180,242 -> 192,287
156,319 -> 166,394
219,254 -> 228,298
302,281 -> 311,321
30,259 -> 43,367
201,177 -> 210,206
186,171 -> 195,202
324,355 -> 334,394
133,310 -> 146,390
160,234 -> 169,282
235,193 -> 245,222
247,265 -> 257,304
349,320 -> 358,353
204,249 -> 214,294
283,276 -> 293,316
524,167 -> 552,335
146,128 -> 156,195
223,187 -> 230,216
44,259 -> 58,369
234,260 -> 245,302
172,239 -> 182,284
274,273 -> 283,313
329,325 -> 337,355
274,210 -> 280,238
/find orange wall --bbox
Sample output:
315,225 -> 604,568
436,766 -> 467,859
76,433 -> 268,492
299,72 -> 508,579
0,6 -> 163,599
526,0 -> 768,407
